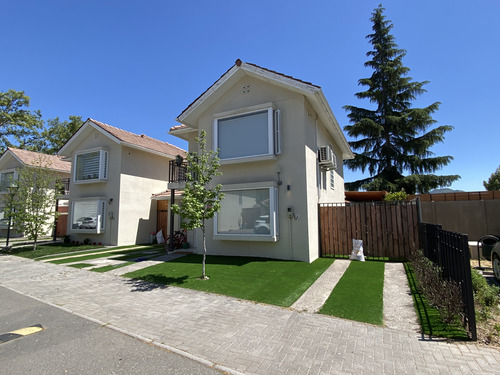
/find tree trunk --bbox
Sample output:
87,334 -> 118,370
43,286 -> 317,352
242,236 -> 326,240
201,222 -> 208,279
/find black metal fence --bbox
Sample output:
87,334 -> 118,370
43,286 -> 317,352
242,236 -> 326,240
418,222 -> 477,340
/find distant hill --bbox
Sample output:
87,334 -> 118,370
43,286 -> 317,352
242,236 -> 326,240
428,188 -> 465,194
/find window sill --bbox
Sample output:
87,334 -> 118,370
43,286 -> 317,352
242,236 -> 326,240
213,234 -> 279,242
220,154 -> 276,165
73,179 -> 107,185
70,229 -> 105,234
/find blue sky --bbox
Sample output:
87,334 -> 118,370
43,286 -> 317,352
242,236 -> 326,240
3,0 -> 499,192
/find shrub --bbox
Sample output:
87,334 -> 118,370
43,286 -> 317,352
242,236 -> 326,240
471,269 -> 500,321
410,250 -> 463,323
384,189 -> 409,202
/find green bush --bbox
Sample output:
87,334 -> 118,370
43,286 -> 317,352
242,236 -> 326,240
410,251 -> 463,323
471,269 -> 500,321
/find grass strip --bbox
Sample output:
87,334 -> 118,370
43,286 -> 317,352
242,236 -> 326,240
35,245 -> 156,260
91,262 -> 135,273
319,261 -> 385,325
48,248 -> 158,264
68,263 -> 95,269
404,263 -> 469,340
8,244 -> 104,259
124,255 -> 333,307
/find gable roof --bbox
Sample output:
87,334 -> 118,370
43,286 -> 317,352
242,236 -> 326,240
2,148 -> 71,173
175,59 -> 353,159
59,118 -> 186,158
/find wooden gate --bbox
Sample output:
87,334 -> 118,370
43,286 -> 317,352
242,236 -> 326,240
55,205 -> 68,237
319,202 -> 419,260
156,200 -> 168,236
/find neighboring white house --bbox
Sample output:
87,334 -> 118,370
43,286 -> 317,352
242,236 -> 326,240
58,118 -> 186,246
169,59 -> 354,262
0,147 -> 71,237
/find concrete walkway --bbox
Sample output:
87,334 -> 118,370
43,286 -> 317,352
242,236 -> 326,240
1,255 -> 499,374
291,259 -> 351,313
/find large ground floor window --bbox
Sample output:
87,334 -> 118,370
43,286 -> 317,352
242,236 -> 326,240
71,199 -> 106,233
214,183 -> 278,241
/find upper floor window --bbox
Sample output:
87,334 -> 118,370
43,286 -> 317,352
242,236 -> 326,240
213,106 -> 281,162
0,171 -> 15,191
74,149 -> 108,182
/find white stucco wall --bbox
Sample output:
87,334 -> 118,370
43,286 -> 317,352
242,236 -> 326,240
65,126 -> 172,245
184,76 -> 347,262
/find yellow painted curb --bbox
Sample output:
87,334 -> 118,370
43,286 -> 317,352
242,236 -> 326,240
9,325 -> 44,336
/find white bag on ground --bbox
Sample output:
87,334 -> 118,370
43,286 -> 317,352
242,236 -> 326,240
350,239 -> 365,261
156,229 -> 165,244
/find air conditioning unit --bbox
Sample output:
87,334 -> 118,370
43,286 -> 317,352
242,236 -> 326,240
318,146 -> 337,170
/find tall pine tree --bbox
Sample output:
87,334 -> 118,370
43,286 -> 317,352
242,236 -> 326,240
344,5 -> 459,194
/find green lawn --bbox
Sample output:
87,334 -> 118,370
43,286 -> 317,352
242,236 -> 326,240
124,255 -> 334,307
68,263 -> 95,269
404,263 -> 469,340
319,261 -> 385,325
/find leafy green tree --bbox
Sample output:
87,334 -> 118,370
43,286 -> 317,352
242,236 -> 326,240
343,5 -> 460,194
36,116 -> 83,154
483,165 -> 500,191
172,130 -> 223,279
5,157 -> 61,251
0,89 -> 43,153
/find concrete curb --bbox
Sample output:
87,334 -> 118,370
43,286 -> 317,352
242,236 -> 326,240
0,283 -> 238,375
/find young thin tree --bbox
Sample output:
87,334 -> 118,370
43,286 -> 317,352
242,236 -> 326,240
172,130 -> 223,279
344,5 -> 460,194
6,157 -> 61,251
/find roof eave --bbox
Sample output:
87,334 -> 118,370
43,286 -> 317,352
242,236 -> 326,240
309,90 -> 354,160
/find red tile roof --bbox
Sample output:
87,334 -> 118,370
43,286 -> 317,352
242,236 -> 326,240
8,148 -> 71,173
169,124 -> 190,132
88,119 -> 186,157
151,190 -> 184,200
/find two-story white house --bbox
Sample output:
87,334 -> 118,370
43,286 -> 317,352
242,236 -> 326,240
0,147 -> 71,238
169,60 -> 353,262
59,118 -> 186,245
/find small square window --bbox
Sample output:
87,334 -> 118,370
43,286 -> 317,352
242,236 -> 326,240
74,150 -> 108,182
0,171 -> 15,191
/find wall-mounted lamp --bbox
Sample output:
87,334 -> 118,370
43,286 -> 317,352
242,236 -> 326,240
287,185 -> 291,191
108,198 -> 113,204
277,165 -> 282,186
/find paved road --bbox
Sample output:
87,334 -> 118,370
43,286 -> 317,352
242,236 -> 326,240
0,286 -> 221,375
1,254 -> 499,374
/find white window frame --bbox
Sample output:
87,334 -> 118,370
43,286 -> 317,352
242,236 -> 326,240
214,182 -> 279,242
0,170 -> 17,192
70,198 -> 106,234
73,148 -> 109,183
213,103 -> 281,164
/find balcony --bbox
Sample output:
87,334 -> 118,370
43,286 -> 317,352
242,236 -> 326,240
58,178 -> 70,196
168,159 -> 198,190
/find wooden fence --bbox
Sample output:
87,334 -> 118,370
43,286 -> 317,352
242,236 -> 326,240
319,202 -> 419,260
